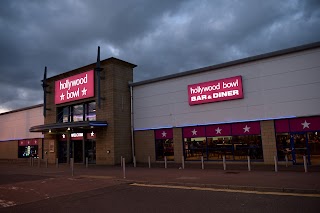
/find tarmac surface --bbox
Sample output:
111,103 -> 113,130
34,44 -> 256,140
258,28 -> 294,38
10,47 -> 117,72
0,161 -> 320,208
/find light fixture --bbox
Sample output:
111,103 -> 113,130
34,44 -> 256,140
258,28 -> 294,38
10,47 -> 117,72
49,129 -> 51,133
67,127 -> 70,131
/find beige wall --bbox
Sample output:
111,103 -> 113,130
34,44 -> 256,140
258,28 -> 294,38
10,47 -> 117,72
173,128 -> 183,163
261,120 -> 277,164
0,141 -> 18,159
134,130 -> 155,163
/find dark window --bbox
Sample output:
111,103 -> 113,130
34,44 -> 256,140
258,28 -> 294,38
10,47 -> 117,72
155,139 -> 174,161
183,135 -> 263,161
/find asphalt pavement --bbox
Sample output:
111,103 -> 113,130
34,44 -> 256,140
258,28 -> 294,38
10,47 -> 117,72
0,161 -> 320,209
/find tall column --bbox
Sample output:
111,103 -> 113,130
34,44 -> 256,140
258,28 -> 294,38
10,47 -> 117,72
261,120 -> 277,164
67,132 -> 71,164
83,131 -> 86,164
173,128 -> 183,163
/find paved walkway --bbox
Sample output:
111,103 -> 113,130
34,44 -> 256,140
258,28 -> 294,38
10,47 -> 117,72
0,161 -> 320,208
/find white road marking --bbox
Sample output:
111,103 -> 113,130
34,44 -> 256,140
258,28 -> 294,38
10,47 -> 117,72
130,183 -> 320,198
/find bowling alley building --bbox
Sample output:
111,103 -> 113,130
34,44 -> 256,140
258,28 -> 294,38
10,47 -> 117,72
0,41 -> 320,166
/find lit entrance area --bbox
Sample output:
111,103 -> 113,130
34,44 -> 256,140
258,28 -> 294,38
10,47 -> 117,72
58,132 -> 96,164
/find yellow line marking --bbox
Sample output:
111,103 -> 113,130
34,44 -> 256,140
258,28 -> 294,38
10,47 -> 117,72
130,183 -> 320,198
80,175 -> 114,179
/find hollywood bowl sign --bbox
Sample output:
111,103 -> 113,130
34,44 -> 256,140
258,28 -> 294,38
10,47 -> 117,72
188,76 -> 244,105
55,70 -> 94,104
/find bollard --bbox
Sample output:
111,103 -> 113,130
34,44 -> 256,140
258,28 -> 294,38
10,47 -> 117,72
148,156 -> 151,169
164,156 -> 167,169
201,156 -> 204,170
46,158 -> 48,168
123,158 -> 126,179
120,156 -> 123,168
38,158 -> 40,168
86,157 -> 88,168
274,156 -> 278,172
133,156 -> 136,168
223,155 -> 226,171
285,155 -> 288,167
56,158 -> 59,168
181,156 -> 185,169
71,158 -> 74,176
303,155 -> 308,173
247,156 -> 251,172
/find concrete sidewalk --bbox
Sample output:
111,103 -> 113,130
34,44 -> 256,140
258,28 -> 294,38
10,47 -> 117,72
1,162 -> 319,194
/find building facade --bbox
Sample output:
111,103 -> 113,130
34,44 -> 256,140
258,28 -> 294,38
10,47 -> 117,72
0,42 -> 320,165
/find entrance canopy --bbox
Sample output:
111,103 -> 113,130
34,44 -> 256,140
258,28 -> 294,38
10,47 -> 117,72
29,121 -> 108,133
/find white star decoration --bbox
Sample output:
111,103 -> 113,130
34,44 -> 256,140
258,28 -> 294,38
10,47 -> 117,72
215,127 -> 222,134
161,131 -> 167,137
62,134 -> 66,139
90,131 -> 95,137
191,129 -> 197,136
60,93 -> 65,100
301,120 -> 310,129
82,87 -> 87,96
243,125 -> 250,133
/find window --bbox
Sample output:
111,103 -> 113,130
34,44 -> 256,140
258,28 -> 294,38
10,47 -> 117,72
57,102 -> 96,123
85,102 -> 96,121
73,104 -> 84,122
154,129 -> 174,161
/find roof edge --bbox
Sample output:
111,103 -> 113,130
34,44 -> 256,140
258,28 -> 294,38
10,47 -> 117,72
0,104 -> 44,116
130,41 -> 320,86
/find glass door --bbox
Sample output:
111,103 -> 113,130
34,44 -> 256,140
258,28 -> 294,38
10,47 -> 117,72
290,133 -> 310,165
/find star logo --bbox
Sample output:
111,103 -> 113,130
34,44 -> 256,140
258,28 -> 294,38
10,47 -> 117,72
215,127 -> 222,134
161,131 -> 167,137
191,129 -> 197,136
243,125 -> 250,133
301,120 -> 310,129
90,131 -> 95,137
60,93 -> 65,100
82,87 -> 87,96
62,134 -> 66,139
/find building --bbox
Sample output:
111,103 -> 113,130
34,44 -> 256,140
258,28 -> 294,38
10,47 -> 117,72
1,42 -> 320,165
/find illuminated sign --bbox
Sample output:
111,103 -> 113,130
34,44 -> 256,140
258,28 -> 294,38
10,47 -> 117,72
55,70 -> 94,104
188,76 -> 243,105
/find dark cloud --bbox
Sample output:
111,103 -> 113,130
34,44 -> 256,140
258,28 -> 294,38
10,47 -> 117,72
0,0 -> 319,112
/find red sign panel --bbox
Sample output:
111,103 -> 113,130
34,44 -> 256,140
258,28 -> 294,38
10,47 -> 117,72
55,70 -> 94,104
205,124 -> 232,137
155,128 -> 173,139
188,76 -> 244,105
183,126 -> 206,138
231,121 -> 261,135
289,116 -> 320,132
59,132 -> 96,141
275,119 -> 290,133
19,139 -> 39,146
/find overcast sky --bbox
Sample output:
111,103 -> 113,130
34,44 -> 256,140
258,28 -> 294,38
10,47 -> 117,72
0,0 -> 320,113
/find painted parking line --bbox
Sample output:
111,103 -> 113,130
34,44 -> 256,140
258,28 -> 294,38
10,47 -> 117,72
130,183 -> 320,198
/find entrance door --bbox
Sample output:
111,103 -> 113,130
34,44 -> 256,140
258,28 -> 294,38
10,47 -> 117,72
290,133 -> 310,165
71,140 -> 83,163
85,139 -> 96,164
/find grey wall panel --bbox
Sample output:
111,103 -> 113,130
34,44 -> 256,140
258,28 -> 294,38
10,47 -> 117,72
0,106 -> 44,141
133,48 -> 320,130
